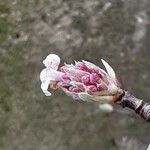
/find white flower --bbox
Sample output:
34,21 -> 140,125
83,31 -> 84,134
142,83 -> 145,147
43,54 -> 60,69
40,54 -> 63,96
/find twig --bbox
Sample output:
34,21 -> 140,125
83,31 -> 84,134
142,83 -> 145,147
116,91 -> 150,122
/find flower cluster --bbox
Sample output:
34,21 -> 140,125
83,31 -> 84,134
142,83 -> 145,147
40,54 -> 122,102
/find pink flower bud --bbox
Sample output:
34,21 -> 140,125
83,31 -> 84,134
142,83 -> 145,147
89,73 -> 100,84
69,86 -> 82,93
40,54 -> 121,102
62,73 -> 70,80
97,83 -> 107,91
75,61 -> 89,71
87,85 -> 97,93
81,75 -> 90,85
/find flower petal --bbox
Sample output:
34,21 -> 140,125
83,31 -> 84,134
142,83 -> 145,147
78,92 -> 93,102
78,92 -> 114,103
62,88 -> 79,100
41,79 -> 51,96
64,63 -> 74,68
63,67 -> 89,76
40,68 -> 47,82
43,54 -> 60,70
63,67 -> 89,81
46,69 -> 64,81
101,59 -> 116,82
89,95 -> 114,103
101,59 -> 118,85
92,90 -> 111,96
82,60 -> 100,70
107,83 -> 118,94
82,60 -> 107,75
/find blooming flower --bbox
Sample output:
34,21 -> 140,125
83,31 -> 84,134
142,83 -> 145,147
40,54 -> 122,102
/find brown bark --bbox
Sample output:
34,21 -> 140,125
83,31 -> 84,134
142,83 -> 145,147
116,91 -> 150,122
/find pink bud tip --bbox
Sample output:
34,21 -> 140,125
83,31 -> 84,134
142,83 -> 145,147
69,86 -> 82,92
75,62 -> 89,71
81,75 -> 90,85
97,83 -> 107,91
90,73 -> 100,84
62,74 -> 70,80
87,85 -> 97,93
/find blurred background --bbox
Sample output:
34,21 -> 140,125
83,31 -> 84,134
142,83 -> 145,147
0,0 -> 150,149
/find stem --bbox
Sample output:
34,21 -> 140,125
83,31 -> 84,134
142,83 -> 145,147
116,91 -> 150,122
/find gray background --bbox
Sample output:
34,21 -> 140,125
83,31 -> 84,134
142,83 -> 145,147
0,0 -> 150,149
